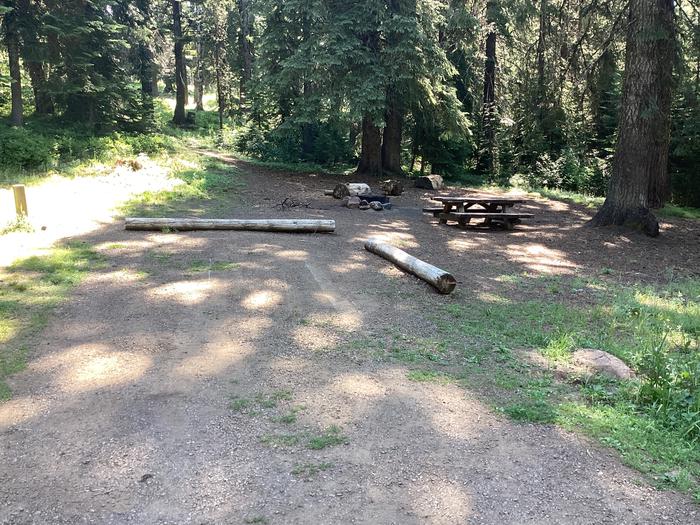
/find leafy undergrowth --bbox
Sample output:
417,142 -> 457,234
118,154 -> 245,219
345,275 -> 700,501
0,242 -> 104,399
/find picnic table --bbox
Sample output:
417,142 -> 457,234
423,195 -> 533,230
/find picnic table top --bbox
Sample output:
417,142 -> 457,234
431,195 -> 527,204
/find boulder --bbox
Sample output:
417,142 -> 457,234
358,200 -> 370,210
369,201 -> 384,211
572,349 -> 635,380
415,174 -> 444,191
345,196 -> 361,209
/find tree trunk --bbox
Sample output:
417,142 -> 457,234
136,0 -> 155,128
26,61 -> 54,115
214,41 -> 225,132
365,239 -> 457,295
151,64 -> 160,96
125,218 -> 336,233
6,25 -> 23,127
194,37 -> 204,111
477,2 -> 498,177
237,0 -> 254,113
172,0 -> 187,125
589,0 -> 675,237
356,115 -> 383,176
381,98 -> 404,176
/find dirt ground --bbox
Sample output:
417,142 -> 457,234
1,154 -> 699,524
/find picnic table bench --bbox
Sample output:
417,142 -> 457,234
423,196 -> 533,230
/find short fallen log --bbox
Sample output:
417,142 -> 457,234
364,239 -> 457,294
332,183 -> 371,199
125,218 -> 336,233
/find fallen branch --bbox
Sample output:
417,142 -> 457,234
125,218 -> 336,233
364,239 -> 457,294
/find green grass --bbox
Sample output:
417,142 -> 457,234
341,275 -> 700,500
0,215 -> 34,236
187,260 -> 240,273
260,433 -> 303,448
406,370 -> 455,384
118,154 -> 244,218
0,241 -> 104,399
528,187 -> 604,208
658,205 -> 700,220
307,425 -> 347,450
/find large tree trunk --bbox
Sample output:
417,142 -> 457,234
356,115 -> 383,176
589,0 -> 675,237
6,25 -> 23,127
136,0 -> 155,128
237,0 -> 254,113
381,98 -> 404,176
172,0 -> 187,125
477,2 -> 498,177
26,61 -> 54,115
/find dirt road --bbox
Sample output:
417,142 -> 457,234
1,155 -> 698,524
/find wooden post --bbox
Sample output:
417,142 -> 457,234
13,185 -> 28,217
365,238 -> 457,294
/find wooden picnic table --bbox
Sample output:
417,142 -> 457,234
423,195 -> 533,230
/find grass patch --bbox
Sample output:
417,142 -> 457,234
1,215 -> 34,236
187,260 -> 240,273
0,241 -> 103,399
406,370 -> 455,384
528,187 -> 604,208
260,433 -> 303,448
308,425 -> 348,450
658,205 -> 700,220
341,275 -> 700,500
119,154 -> 244,219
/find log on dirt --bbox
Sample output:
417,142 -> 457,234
125,218 -> 336,233
332,183 -> 371,199
364,238 -> 457,294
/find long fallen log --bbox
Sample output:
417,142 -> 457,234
125,218 -> 336,233
364,239 -> 457,294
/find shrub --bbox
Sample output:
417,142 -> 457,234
0,127 -> 55,169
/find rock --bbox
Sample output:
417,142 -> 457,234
572,349 -> 635,380
382,202 -> 393,211
415,174 -> 444,191
370,201 -> 384,211
346,196 -> 361,209
358,200 -> 370,210
380,179 -> 405,196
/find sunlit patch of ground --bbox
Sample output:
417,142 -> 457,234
150,279 -> 226,305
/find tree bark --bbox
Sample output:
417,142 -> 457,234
125,218 -> 336,233
365,239 -> 457,295
237,0 -> 254,113
194,37 -> 204,111
356,115 -> 383,176
6,22 -> 23,127
589,0 -> 675,237
26,61 -> 54,115
381,98 -> 404,176
136,0 -> 155,127
477,1 -> 498,176
172,0 -> 187,125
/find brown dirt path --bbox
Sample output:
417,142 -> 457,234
1,153 -> 698,524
